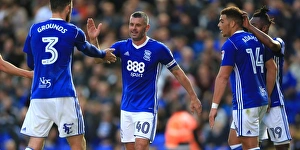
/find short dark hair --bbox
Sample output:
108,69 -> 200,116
252,6 -> 274,26
130,11 -> 149,25
221,6 -> 243,27
50,0 -> 71,12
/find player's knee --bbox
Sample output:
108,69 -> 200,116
135,137 -> 150,150
275,143 -> 290,150
67,135 -> 86,150
228,137 -> 240,146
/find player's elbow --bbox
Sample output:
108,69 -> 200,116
270,43 -> 281,52
216,74 -> 229,82
267,40 -> 281,53
0,57 -> 5,71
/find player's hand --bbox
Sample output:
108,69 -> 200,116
242,11 -> 251,29
94,58 -> 104,64
209,108 -> 218,129
190,97 -> 202,116
103,48 -> 117,64
87,18 -> 101,40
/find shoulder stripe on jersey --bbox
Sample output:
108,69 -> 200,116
234,64 -> 243,109
154,63 -> 162,114
75,27 -> 79,38
274,57 -> 284,105
228,38 -> 239,50
29,25 -> 34,37
234,64 -> 244,135
281,106 -> 292,140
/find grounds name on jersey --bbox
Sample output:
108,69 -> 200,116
37,23 -> 67,34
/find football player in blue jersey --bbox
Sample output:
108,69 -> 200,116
0,54 -> 32,78
87,11 -> 202,150
242,6 -> 292,150
20,0 -> 116,149
209,6 -> 277,150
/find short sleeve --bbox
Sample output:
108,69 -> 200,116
74,28 -> 88,51
158,43 -> 178,70
221,40 -> 236,66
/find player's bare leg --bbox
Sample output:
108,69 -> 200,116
125,142 -> 135,150
275,143 -> 289,150
239,136 -> 259,149
27,137 -> 45,150
135,138 -> 150,150
66,134 -> 86,150
228,129 -> 242,149
125,138 -> 150,150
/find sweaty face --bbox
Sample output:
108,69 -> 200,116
218,15 -> 231,37
129,17 -> 148,41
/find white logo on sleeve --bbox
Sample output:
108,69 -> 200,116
221,50 -> 225,60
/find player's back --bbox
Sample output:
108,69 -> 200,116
27,19 -> 80,98
225,31 -> 268,109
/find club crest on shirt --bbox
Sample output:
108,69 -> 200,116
143,50 -> 151,61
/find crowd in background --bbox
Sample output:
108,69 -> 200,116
1,0 -> 300,149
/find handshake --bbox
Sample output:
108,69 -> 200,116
95,48 -> 117,64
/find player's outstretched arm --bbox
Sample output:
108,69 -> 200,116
242,12 -> 281,52
86,18 -> 116,64
0,54 -> 33,78
87,18 -> 102,48
170,65 -> 202,116
102,48 -> 116,64
265,58 -> 277,111
209,66 -> 232,129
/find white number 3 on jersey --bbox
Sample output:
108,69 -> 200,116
42,37 -> 58,65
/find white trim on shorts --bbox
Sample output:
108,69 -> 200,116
120,110 -> 157,143
231,106 -> 267,137
260,105 -> 292,144
20,97 -> 85,137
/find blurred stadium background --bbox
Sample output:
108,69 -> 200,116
1,0 -> 300,149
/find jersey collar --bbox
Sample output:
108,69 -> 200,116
233,30 -> 245,35
132,36 -> 150,49
49,18 -> 64,21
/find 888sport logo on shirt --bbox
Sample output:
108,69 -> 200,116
127,60 -> 145,78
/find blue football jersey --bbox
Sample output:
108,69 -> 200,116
221,31 -> 269,110
112,37 -> 177,113
23,18 -> 102,99
269,37 -> 285,107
